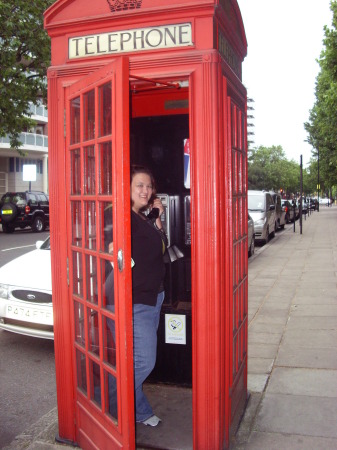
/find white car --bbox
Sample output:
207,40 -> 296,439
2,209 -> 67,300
0,236 -> 53,339
248,213 -> 255,257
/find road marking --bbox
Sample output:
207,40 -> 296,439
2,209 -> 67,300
1,244 -> 35,252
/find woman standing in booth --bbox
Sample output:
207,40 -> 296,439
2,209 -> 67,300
129,165 -> 167,426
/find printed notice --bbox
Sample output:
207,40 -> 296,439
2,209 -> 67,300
165,314 -> 186,345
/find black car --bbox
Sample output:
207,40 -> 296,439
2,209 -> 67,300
281,199 -> 295,223
0,191 -> 49,233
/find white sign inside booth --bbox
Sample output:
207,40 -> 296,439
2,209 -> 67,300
165,314 -> 186,345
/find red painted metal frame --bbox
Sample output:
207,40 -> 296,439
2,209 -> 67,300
45,1 -> 248,448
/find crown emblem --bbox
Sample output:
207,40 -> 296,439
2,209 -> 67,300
106,0 -> 142,12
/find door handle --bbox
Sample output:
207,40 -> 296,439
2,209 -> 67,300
117,249 -> 124,272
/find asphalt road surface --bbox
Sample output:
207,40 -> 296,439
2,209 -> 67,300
0,229 -> 56,449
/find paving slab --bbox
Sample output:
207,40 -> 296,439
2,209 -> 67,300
267,367 -> 337,397
281,329 -> 337,348
275,345 -> 337,369
248,322 -> 285,334
250,315 -> 288,326
242,431 -> 337,450
248,343 -> 279,359
293,295 -> 337,305
294,286 -> 337,298
255,393 -> 337,438
264,295 -> 294,304
290,304 -> 337,317
247,374 -> 269,393
248,357 -> 274,374
248,332 -> 282,346
286,316 -> 337,330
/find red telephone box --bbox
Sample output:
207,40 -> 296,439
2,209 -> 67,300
44,1 -> 248,448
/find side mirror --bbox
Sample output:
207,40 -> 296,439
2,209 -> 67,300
270,204 -> 275,210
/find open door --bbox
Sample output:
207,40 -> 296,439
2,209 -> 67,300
65,57 -> 135,449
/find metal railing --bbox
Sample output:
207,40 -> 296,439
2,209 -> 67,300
0,133 -> 48,149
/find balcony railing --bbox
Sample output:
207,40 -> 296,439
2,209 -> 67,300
29,103 -> 48,119
0,133 -> 48,149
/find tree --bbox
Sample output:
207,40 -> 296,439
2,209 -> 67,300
248,145 -> 296,192
0,0 -> 54,152
305,1 -> 337,192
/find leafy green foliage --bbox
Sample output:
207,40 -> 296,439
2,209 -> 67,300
305,1 -> 337,191
0,0 -> 54,151
248,145 -> 303,195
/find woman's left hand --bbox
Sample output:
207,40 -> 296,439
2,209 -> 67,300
152,198 -> 164,230
152,197 -> 164,217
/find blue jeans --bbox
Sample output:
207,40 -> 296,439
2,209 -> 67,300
133,291 -> 165,422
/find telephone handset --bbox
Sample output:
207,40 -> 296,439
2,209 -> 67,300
147,207 -> 160,222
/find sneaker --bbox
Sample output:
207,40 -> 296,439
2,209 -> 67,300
142,415 -> 162,426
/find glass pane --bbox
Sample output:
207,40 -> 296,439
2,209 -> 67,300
100,201 -> 113,254
84,145 -> 96,195
76,349 -> 87,394
85,201 -> 96,250
71,149 -> 81,195
73,251 -> 83,297
103,314 -> 116,369
70,97 -> 81,144
99,82 -> 112,137
104,370 -> 118,421
99,142 -> 112,195
86,254 -> 98,304
71,201 -> 82,247
84,90 -> 95,141
101,259 -> 114,309
90,359 -> 101,408
74,301 -> 85,347
88,307 -> 100,356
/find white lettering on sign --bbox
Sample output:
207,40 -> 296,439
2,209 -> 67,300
69,23 -> 193,59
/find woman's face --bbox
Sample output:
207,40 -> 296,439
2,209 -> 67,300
131,173 -> 153,212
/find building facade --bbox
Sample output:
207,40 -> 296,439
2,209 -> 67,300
0,102 -> 49,196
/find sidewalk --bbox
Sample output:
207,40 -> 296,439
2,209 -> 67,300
4,207 -> 337,449
233,206 -> 337,449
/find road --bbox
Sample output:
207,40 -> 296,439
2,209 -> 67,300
0,229 -> 56,449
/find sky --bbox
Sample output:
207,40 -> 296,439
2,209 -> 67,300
237,0 -> 333,166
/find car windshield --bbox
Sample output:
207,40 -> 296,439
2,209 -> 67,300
248,195 -> 264,211
1,193 -> 25,204
40,236 -> 51,250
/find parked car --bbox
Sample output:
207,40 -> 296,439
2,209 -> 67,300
307,198 -> 318,211
281,199 -> 295,223
0,236 -> 53,339
269,191 -> 286,230
248,213 -> 255,257
0,191 -> 49,233
248,190 -> 276,244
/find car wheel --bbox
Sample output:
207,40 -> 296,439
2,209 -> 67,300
248,236 -> 255,257
0,202 -> 18,223
32,216 -> 45,232
280,223 -> 285,230
2,223 -> 15,233
270,223 -> 276,238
